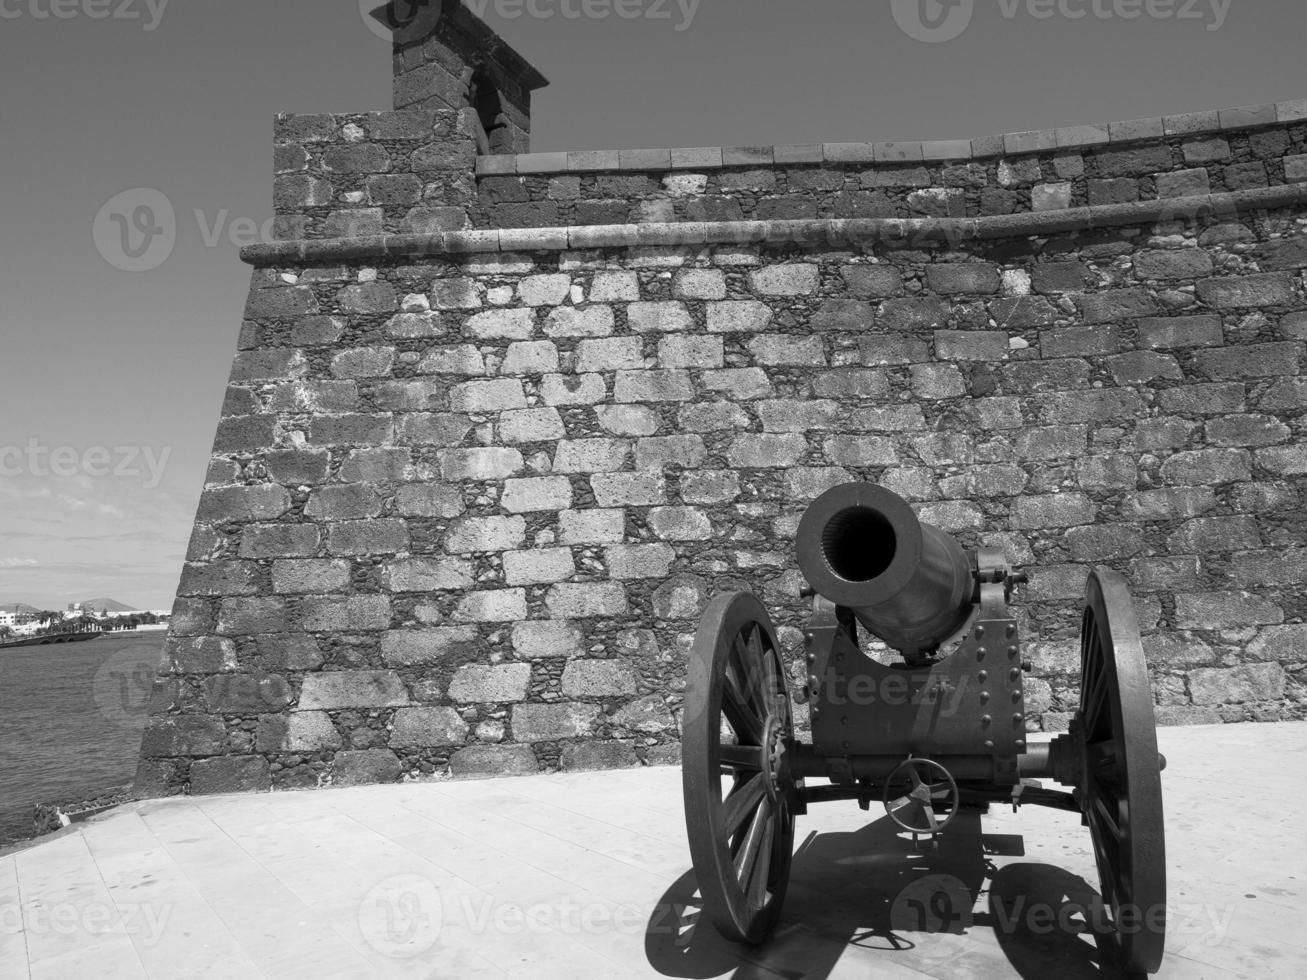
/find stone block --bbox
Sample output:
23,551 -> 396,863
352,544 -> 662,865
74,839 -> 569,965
396,484 -> 466,518
391,707 -> 469,748
1166,517 -> 1261,553
562,659 -> 639,697
629,301 -> 693,333
634,435 -> 708,469
545,306 -> 615,338
677,403 -> 750,432
1188,663 -> 1285,703
925,263 -> 1000,295
448,663 -> 532,703
197,485 -> 291,524
558,509 -> 626,545
605,543 -> 676,580
450,744 -> 538,777
512,703 -> 601,742
239,524 -> 322,560
502,341 -> 559,375
503,549 -> 577,586
325,519 -> 410,556
189,756 -> 270,795
445,515 -> 526,553
381,627 -> 481,667
544,582 -> 628,618
512,621 -> 584,659
575,337 -> 645,373
726,433 -> 808,468
561,741 -> 639,771
589,271 -> 640,302
331,749 -> 402,787
1010,494 -> 1097,529
658,335 -> 723,369
648,506 -> 712,540
518,274 -> 572,307
591,472 -> 666,507
297,595 -> 392,631
500,476 -> 572,513
383,557 -> 474,593
1197,274 -> 1296,309
614,370 -> 694,403
466,308 -> 536,340
1159,449 -> 1251,485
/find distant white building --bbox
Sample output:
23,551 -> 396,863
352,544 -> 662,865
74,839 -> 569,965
0,611 -> 15,628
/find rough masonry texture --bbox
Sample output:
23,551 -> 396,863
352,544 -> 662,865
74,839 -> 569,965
137,0 -> 1307,796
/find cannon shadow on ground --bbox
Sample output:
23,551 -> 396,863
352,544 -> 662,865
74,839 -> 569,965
644,810 -> 1134,980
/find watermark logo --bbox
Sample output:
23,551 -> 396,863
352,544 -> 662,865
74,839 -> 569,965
892,0 -> 1232,41
93,188 -> 176,273
0,0 -> 169,31
93,188 -> 285,273
891,874 -> 975,932
0,440 -> 171,489
92,643 -> 161,730
891,0 -> 974,43
359,874 -> 444,958
358,0 -> 444,44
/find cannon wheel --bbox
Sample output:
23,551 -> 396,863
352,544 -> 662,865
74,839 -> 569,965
682,591 -> 796,945
1077,568 -> 1167,975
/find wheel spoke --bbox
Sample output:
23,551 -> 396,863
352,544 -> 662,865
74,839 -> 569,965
734,630 -> 768,719
722,772 -> 766,837
722,666 -> 764,744
733,795 -> 772,883
1083,648 -> 1108,732
1089,784 -> 1125,841
744,813 -> 775,908
719,744 -> 763,770
921,804 -> 938,832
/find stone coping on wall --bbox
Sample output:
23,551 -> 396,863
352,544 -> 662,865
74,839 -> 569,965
241,182 -> 1307,266
474,100 -> 1307,176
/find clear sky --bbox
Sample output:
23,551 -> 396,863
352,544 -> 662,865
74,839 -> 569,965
0,0 -> 1302,609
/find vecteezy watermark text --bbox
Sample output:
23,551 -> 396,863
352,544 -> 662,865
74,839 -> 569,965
0,440 -> 171,489
892,0 -> 1231,43
0,0 -> 168,31
0,900 -> 173,946
360,0 -> 701,38
465,0 -> 701,31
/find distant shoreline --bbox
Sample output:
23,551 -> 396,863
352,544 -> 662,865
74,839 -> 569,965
0,632 -> 102,650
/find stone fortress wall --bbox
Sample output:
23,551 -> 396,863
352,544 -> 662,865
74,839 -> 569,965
136,0 -> 1307,795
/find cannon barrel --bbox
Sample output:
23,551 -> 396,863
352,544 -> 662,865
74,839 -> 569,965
795,483 -> 976,654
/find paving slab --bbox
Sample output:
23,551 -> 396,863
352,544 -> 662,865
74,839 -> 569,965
1,722 -> 1303,979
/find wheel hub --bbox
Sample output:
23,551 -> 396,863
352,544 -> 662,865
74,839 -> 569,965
758,712 -> 787,803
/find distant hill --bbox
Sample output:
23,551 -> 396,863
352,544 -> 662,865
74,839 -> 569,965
0,603 -> 40,615
78,598 -> 137,614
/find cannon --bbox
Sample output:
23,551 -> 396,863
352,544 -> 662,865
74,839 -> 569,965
682,482 -> 1167,974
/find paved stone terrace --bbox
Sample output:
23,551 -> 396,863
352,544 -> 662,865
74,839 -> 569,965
3,722 -> 1303,978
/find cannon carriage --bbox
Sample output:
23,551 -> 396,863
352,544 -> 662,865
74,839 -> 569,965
681,482 -> 1167,974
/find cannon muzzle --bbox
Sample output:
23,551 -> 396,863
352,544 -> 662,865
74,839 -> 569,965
796,483 -> 976,655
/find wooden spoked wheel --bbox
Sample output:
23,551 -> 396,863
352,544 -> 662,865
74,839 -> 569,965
1077,568 -> 1167,975
682,591 -> 797,945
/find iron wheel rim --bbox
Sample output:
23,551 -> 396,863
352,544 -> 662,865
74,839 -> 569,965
682,591 -> 796,945
1078,568 -> 1167,974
